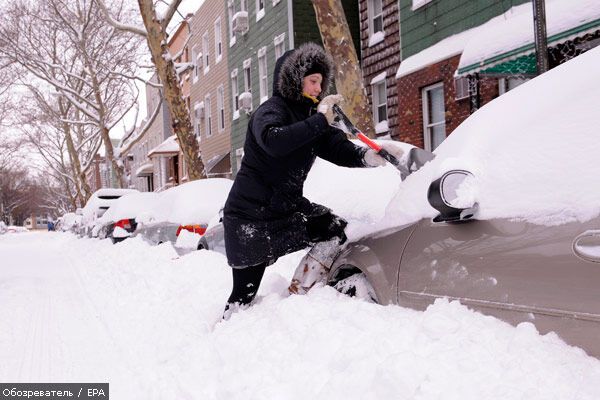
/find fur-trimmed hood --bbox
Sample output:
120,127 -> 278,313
275,42 -> 334,102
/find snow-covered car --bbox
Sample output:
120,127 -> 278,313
134,178 -> 233,252
317,47 -> 600,357
56,212 -> 83,233
95,192 -> 161,243
78,188 -> 139,237
4,225 -> 29,233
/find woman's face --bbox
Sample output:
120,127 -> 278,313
302,73 -> 323,98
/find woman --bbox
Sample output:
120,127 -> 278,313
222,42 -> 401,316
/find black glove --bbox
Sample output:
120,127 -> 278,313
306,210 -> 348,244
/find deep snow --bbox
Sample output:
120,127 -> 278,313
1,231 -> 600,400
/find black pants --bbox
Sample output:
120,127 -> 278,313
226,263 -> 267,306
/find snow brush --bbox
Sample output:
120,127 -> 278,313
332,104 -> 411,179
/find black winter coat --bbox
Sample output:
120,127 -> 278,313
223,45 -> 367,267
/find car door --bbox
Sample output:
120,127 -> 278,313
397,216 -> 600,356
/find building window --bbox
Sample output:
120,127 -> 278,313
205,94 -> 212,137
192,45 -> 200,82
194,102 -> 202,137
258,47 -> 268,103
231,69 -> 239,118
228,1 -> 236,46
371,78 -> 388,133
368,0 -> 384,46
498,77 -> 530,95
243,58 -> 252,93
215,18 -> 223,63
202,32 -> 210,74
256,0 -> 265,21
217,85 -> 225,131
274,33 -> 285,60
422,82 -> 446,151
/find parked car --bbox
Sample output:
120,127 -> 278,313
55,212 -> 82,233
317,48 -> 600,357
198,208 -> 225,254
133,178 -> 233,252
78,188 -> 139,237
95,192 -> 161,243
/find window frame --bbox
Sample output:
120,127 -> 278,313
214,18 -> 223,64
217,85 -> 225,132
205,94 -> 213,138
258,46 -> 268,103
422,82 -> 446,152
274,33 -> 285,61
256,0 -> 265,21
202,31 -> 210,75
231,68 -> 240,119
368,0 -> 385,46
228,0 -> 236,46
371,79 -> 388,128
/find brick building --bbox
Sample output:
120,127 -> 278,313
359,0 -> 401,138
395,0 -> 600,151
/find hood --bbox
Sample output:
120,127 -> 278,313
275,42 -> 334,102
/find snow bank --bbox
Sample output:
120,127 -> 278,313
3,232 -> 599,399
384,45 -> 600,231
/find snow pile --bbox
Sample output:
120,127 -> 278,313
174,228 -> 201,249
385,45 -> 600,231
2,232 -> 600,399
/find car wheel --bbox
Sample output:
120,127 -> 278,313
333,272 -> 377,303
197,242 -> 205,250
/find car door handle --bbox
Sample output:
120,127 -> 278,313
572,230 -> 600,263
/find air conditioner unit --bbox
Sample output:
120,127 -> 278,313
232,11 -> 249,33
239,92 -> 252,112
196,102 -> 205,119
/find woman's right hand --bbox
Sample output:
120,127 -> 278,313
317,94 -> 343,124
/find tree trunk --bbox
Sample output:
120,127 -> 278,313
137,0 -> 205,180
311,0 -> 375,138
58,100 -> 92,203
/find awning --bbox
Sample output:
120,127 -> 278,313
456,0 -> 600,76
147,135 -> 179,157
135,162 -> 154,177
204,152 -> 231,174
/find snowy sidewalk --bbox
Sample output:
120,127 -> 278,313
1,232 -> 600,400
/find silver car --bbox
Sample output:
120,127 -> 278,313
327,168 -> 600,359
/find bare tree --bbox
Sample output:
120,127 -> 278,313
97,0 -> 206,180
0,0 -> 145,189
312,0 -> 375,138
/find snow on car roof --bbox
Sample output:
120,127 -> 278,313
148,178 -> 233,225
96,192 -> 162,225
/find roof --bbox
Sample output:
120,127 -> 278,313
396,0 -> 600,79
457,0 -> 600,76
147,135 -> 180,157
135,162 -> 154,177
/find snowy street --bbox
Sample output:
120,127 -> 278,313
2,231 -> 600,400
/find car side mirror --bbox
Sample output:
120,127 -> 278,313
428,170 -> 478,223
